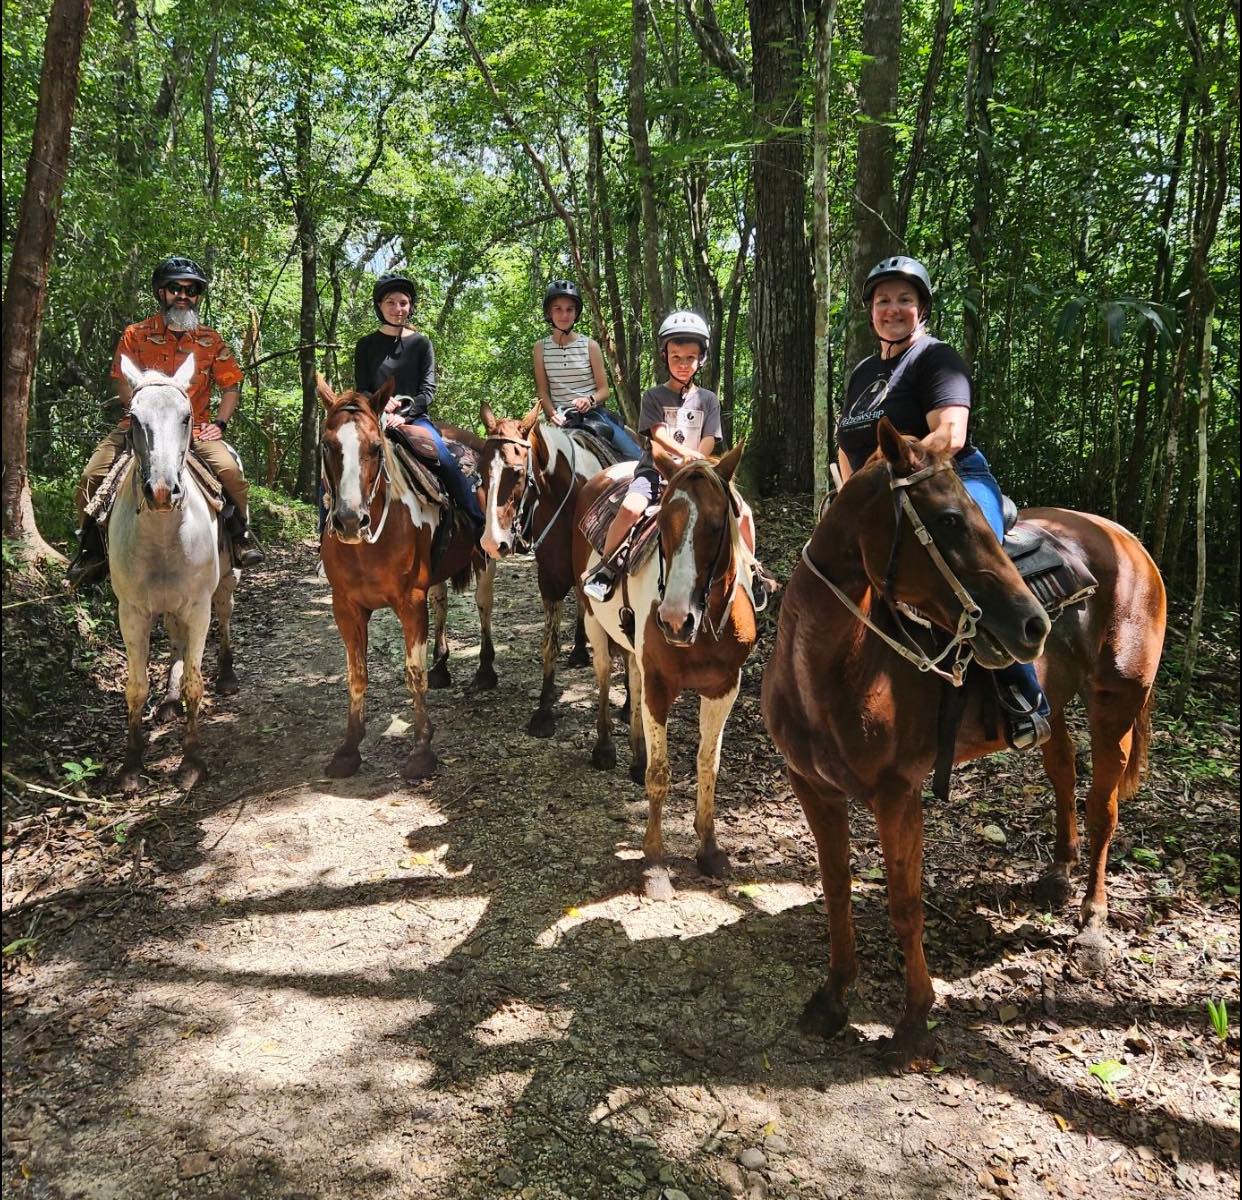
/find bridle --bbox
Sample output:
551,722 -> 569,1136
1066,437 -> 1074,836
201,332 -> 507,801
127,381 -> 193,512
799,460 -> 982,685
320,404 -> 393,545
487,426 -> 578,554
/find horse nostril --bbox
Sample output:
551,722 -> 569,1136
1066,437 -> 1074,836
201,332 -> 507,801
498,542 -> 511,558
1024,614 -> 1049,644
359,512 -> 371,529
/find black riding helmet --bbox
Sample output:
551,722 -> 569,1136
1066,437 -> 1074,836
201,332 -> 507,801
543,279 -> 582,324
373,273 -> 416,322
152,255 -> 208,297
861,255 -> 933,313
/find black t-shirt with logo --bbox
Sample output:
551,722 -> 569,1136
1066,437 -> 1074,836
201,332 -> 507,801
836,337 -> 975,473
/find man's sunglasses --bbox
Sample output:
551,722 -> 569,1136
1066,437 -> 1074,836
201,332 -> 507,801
162,282 -> 203,297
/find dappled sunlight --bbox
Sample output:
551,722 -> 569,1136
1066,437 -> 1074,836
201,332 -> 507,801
472,1000 -> 572,1046
730,879 -> 819,914
535,889 -> 746,948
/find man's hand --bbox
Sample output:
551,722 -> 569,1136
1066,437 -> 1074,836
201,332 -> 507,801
195,422 -> 223,442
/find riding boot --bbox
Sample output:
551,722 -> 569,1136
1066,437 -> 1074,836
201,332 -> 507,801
65,518 -> 108,590
224,505 -> 265,568
994,664 -> 1051,751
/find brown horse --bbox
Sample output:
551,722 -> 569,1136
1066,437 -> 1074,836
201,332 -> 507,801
318,377 -> 491,781
479,405 -> 609,736
573,443 -> 759,898
762,418 -> 1166,1064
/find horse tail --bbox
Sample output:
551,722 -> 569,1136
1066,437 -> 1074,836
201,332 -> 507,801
1119,686 -> 1155,801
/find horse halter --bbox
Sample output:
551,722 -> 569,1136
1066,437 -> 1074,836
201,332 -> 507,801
799,460 -> 982,686
320,403 -> 392,545
487,428 -> 577,554
127,381 -> 192,511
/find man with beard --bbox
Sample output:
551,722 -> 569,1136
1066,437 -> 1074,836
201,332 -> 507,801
67,255 -> 265,587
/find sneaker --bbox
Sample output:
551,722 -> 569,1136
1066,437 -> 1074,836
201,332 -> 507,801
583,562 -> 618,603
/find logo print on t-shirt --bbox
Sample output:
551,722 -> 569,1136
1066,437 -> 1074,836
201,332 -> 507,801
839,376 -> 892,431
663,405 -> 704,451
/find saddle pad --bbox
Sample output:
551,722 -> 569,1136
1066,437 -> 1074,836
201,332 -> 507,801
1004,520 -> 1098,615
187,451 -> 225,513
578,476 -> 661,575
387,434 -> 448,511
85,447 -> 136,524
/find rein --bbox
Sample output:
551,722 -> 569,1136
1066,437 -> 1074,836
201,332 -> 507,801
491,427 -> 578,554
321,404 -> 393,545
799,460 -> 981,686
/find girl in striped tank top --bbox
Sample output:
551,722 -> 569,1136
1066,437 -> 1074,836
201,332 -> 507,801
534,280 -> 641,460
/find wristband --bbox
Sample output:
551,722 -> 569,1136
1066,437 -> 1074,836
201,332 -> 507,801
213,419 -> 229,433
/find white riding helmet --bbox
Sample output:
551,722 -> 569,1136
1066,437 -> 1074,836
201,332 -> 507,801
658,311 -> 710,352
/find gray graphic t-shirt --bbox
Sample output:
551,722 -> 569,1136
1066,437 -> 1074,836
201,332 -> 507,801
637,384 -> 722,469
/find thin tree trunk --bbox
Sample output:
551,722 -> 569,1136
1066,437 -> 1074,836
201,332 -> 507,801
293,84 -> 320,502
685,168 -> 724,391
845,0 -> 902,370
1,0 -> 94,561
896,0 -> 952,239
721,213 -> 753,446
812,0 -> 839,509
962,0 -> 997,391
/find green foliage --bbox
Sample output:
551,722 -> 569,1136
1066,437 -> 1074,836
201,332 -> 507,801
1206,999 -> 1230,1040
60,757 -> 103,786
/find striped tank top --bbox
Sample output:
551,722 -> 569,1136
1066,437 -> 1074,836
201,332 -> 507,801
541,335 -> 595,409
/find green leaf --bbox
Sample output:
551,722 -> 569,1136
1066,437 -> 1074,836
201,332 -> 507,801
1130,847 -> 1161,869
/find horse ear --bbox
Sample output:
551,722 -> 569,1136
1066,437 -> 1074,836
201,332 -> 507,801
369,377 -> 397,416
316,373 -> 338,410
877,416 -> 921,476
171,354 -> 196,392
519,401 -> 541,436
118,354 -> 143,389
714,439 -> 745,484
480,403 -> 498,433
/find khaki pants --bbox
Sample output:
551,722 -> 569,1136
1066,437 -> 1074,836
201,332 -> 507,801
76,424 -> 249,526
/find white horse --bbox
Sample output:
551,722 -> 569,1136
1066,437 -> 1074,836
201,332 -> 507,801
109,355 -> 238,793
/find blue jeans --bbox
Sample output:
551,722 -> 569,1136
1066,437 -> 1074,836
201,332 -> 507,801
411,416 -> 484,528
953,450 -> 1047,713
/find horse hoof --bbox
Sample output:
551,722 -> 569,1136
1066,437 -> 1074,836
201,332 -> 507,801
325,751 -> 362,778
472,665 -> 498,691
402,748 -> 438,781
878,1027 -> 941,1073
798,986 -> 850,1040
176,759 -> 206,791
696,848 -> 731,879
527,710 -> 557,739
1069,927 -> 1111,976
154,700 -> 182,724
427,664 -> 451,690
567,647 -> 591,668
119,769 -> 144,797
1031,867 -> 1073,909
628,754 -> 646,787
643,867 -> 675,902
591,742 -> 617,771
216,672 -> 240,697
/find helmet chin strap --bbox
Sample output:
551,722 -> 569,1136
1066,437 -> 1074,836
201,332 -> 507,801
545,312 -> 577,335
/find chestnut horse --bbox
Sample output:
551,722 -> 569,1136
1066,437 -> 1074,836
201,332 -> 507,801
318,377 -> 491,781
762,419 -> 1166,1065
479,405 -> 609,736
573,444 -> 758,899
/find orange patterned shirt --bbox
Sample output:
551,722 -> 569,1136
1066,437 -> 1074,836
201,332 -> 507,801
110,313 -> 243,425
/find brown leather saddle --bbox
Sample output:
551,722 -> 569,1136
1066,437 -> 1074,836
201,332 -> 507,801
579,475 -> 662,579
384,422 -> 481,512
560,411 -> 626,468
1001,511 -> 1098,617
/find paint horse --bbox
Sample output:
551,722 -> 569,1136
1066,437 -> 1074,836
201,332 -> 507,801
318,376 -> 492,781
762,419 -> 1166,1065
573,443 -> 759,899
479,405 -> 610,736
109,355 -> 239,794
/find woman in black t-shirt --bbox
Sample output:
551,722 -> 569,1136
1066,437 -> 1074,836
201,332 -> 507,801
835,255 -> 1049,750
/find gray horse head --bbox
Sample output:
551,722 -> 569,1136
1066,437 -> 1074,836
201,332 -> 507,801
119,354 -> 196,511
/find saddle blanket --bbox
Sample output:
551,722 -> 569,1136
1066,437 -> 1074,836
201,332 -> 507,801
578,472 -> 662,575
1003,520 -> 1098,616
86,447 -> 225,524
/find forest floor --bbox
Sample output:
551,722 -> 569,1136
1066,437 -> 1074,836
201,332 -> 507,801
2,500 -> 1240,1200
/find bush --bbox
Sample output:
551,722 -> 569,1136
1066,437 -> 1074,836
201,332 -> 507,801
31,475 -> 79,549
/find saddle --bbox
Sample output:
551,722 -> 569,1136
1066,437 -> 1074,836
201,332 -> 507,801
384,422 -> 483,565
579,474 -> 662,579
561,411 -> 626,467
1002,517 -> 1097,617
85,446 -> 225,526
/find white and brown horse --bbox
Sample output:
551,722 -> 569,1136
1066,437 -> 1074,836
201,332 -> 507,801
317,376 -> 492,781
479,405 -> 607,736
572,444 -> 758,898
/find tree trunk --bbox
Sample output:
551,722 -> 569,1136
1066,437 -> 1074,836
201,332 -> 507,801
293,84 -> 320,503
1,0 -> 94,562
962,0 -> 997,393
844,0 -> 902,370
721,213 -> 753,446
812,0 -> 839,509
748,0 -> 814,493
896,0 -> 952,239
685,168 -> 724,391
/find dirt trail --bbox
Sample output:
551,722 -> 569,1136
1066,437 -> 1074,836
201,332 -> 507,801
3,541 -> 1239,1200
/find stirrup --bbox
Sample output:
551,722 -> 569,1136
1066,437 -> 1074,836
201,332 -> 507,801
1007,710 -> 1051,751
583,562 -> 617,603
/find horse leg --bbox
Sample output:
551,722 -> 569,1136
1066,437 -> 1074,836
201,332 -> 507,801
472,558 -> 498,690
693,684 -> 739,879
326,600 -> 369,777
1032,709 -> 1078,908
213,568 -> 239,696
567,607 -> 591,668
626,652 -> 646,786
640,676 -> 675,901
118,605 -> 153,795
788,770 -> 856,1040
874,783 -> 937,1066
587,614 -> 617,771
529,597 -> 563,738
398,592 -> 438,781
155,613 -> 186,723
427,583 -> 451,689
1070,687 -> 1139,974
174,604 -> 211,790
